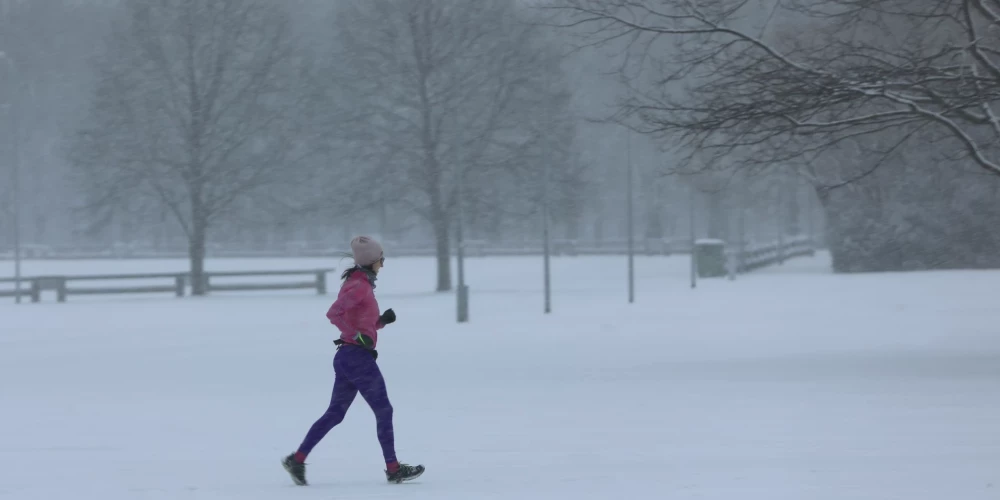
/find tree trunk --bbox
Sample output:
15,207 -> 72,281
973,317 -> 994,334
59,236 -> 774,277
189,191 -> 208,295
189,217 -> 207,295
433,216 -> 451,292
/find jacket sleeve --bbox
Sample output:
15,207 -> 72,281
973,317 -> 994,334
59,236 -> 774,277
326,282 -> 364,336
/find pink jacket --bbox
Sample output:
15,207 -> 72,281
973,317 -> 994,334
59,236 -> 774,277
326,270 -> 386,348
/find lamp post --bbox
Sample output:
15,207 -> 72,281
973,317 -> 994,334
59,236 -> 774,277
776,172 -> 786,265
0,51 -> 21,304
542,153 -> 552,314
456,169 -> 468,323
626,127 -> 635,303
689,184 -> 696,289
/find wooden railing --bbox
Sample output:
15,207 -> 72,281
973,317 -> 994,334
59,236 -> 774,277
1,238 -> 700,260
0,269 -> 335,303
694,235 -> 817,279
735,236 -> 816,273
199,269 -> 331,295
0,280 -> 32,301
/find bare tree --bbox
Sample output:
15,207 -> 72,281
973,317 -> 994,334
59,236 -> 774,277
545,0 -> 1000,180
326,0 -> 577,291
69,0 -> 310,294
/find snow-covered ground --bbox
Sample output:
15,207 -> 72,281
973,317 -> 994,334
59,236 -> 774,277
1,252 -> 998,499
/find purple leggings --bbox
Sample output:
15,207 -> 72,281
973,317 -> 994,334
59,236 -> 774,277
296,344 -> 396,463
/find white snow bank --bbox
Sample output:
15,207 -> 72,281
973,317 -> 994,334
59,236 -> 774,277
1,252 -> 998,499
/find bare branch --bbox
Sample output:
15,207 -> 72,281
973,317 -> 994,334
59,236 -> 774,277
69,0 -> 307,293
545,0 -> 1000,179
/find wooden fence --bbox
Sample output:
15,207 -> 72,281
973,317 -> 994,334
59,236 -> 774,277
0,238 -> 700,260
0,269 -> 335,303
734,236 -> 816,273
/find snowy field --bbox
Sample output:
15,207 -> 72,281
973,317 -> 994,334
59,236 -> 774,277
2,253 -> 999,500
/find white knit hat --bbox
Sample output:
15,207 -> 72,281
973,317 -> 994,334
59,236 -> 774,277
350,235 -> 384,266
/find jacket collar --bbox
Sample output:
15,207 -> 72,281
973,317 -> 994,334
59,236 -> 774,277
347,265 -> 378,289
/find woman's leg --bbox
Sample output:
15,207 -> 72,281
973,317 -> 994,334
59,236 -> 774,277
295,362 -> 358,459
347,355 -> 396,465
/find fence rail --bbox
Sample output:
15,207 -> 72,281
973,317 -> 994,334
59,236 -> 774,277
201,269 -> 330,295
3,237 -> 820,301
0,238 -> 702,260
0,269 -> 335,303
736,236 -> 816,273
1,236 -> 829,261
692,235 -> 817,279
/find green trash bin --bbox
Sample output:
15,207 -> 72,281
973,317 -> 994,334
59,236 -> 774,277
695,239 -> 727,278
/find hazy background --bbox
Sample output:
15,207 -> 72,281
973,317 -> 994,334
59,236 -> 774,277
1,0 -> 997,292
3,3 -> 1000,498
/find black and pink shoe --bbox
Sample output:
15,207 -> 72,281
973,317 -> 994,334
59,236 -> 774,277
385,462 -> 424,483
282,453 -> 307,486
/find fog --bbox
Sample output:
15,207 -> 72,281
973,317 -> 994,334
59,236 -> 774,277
0,0 -> 839,292
2,2 -> 999,498
0,0 -> 997,284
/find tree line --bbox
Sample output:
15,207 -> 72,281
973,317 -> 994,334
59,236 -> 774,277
4,0 -> 772,295
6,0 -> 988,292
55,0 -> 583,294
547,0 -> 1000,272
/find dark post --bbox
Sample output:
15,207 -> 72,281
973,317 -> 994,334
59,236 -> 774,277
776,175 -> 786,265
456,171 -> 469,323
626,128 -> 635,303
727,192 -> 736,281
542,156 -> 552,314
689,186 -> 697,289
56,278 -> 67,303
457,284 -> 469,323
739,182 -> 747,273
807,180 -> 816,252
31,279 -> 40,303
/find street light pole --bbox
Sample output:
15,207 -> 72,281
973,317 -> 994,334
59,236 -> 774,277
626,128 -> 635,303
0,52 -> 21,304
776,173 -> 785,265
456,169 -> 469,323
807,180 -> 816,249
689,185 -> 696,289
542,154 -> 552,314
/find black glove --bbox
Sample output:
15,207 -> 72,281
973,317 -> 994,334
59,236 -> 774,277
379,308 -> 396,325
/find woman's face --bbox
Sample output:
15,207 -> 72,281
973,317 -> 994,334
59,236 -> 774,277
372,256 -> 385,273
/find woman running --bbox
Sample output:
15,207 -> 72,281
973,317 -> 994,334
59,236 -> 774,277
282,235 -> 424,485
